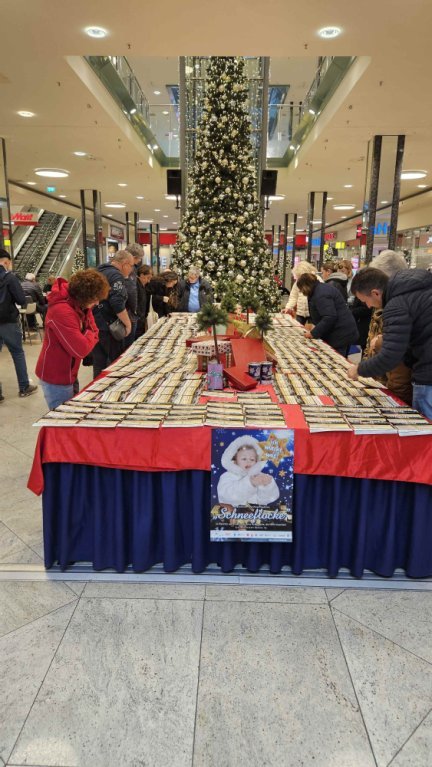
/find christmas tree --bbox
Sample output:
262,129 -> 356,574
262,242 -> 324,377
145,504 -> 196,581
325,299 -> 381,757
172,57 -> 279,311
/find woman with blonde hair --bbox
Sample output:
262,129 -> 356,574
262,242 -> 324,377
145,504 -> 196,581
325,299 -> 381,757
284,261 -> 322,324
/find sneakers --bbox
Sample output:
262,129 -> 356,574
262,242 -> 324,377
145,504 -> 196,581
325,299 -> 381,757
19,384 -> 38,398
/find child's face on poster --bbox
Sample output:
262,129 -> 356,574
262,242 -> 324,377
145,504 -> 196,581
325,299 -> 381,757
234,448 -> 258,471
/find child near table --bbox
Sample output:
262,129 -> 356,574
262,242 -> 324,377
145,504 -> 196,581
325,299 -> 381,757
217,435 -> 280,506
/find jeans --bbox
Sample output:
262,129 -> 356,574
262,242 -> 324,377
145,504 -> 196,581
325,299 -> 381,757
0,321 -> 29,391
40,380 -> 74,410
412,384 -> 432,420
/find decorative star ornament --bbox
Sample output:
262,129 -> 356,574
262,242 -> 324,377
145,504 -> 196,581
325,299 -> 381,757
258,433 -> 292,468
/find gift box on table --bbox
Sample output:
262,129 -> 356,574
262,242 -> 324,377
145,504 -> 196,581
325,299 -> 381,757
223,366 -> 257,391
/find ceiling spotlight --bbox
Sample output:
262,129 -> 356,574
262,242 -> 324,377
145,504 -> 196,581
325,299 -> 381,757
118,183 -> 127,187
27,181 -> 37,186
344,184 -> 353,188
308,109 -> 316,115
163,215 -> 168,218
333,204 -> 355,210
380,200 -> 389,204
163,110 -> 169,116
356,209 -> 362,213
268,195 -> 285,201
318,26 -> 342,39
17,110 -> 35,118
311,220 -> 322,224
74,151 -> 87,157
417,184 -> 427,188
160,227 -> 168,231
139,219 -> 154,223
105,202 -> 126,208
289,145 -> 295,151
35,168 -> 69,178
327,196 -> 334,200
107,214 -> 113,217
85,26 -> 108,38
129,108 -> 137,115
172,221 -> 178,225
154,208 -> 161,212
152,144 -> 158,150
59,194 -> 67,198
401,170 -> 427,180
136,196 -> 144,200
341,216 -> 347,219
153,90 -> 161,95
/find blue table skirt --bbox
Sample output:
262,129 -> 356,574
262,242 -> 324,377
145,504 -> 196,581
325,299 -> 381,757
42,463 -> 432,578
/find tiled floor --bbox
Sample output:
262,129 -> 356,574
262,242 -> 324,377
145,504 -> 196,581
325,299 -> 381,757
1,334 -> 432,766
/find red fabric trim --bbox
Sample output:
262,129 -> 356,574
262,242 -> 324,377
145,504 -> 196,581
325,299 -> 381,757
28,402 -> 432,495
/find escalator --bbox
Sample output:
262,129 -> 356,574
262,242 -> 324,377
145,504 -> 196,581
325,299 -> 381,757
37,217 -> 77,283
13,211 -> 65,277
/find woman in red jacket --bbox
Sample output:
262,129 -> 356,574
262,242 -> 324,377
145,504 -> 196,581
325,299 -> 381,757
36,270 -> 108,410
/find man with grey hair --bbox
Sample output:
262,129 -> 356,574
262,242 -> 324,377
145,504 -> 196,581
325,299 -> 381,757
92,250 -> 134,376
21,271 -> 46,327
123,243 -> 144,346
177,265 -> 214,312
371,249 -> 407,277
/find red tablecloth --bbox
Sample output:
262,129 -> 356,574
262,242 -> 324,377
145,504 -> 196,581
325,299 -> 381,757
28,403 -> 432,495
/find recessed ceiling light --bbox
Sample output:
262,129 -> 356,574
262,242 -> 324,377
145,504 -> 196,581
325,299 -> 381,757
17,110 -> 35,118
35,168 -> 69,178
289,145 -> 295,151
139,219 -> 154,223
308,109 -> 316,116
136,196 -> 144,200
344,184 -> 353,188
356,209 -> 362,213
154,208 -> 161,212
74,151 -> 87,157
107,214 -> 113,217
163,110 -> 169,116
152,144 -> 158,150
129,108 -> 137,115
417,184 -> 427,188
172,221 -> 178,225
401,170 -> 427,180
105,202 -> 126,209
380,200 -> 389,204
27,181 -> 37,186
327,197 -> 333,200
269,195 -> 285,201
85,26 -> 108,38
153,90 -> 161,95
165,195 -> 177,201
318,26 -> 342,39
333,204 -> 355,210
297,215 -> 304,219
341,216 -> 347,219
59,195 -> 67,198
118,183 -> 127,187
311,220 -> 322,224
160,227 -> 168,231
163,215 -> 168,218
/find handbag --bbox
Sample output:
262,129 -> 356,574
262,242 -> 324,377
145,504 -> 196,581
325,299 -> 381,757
108,318 -> 128,341
146,297 -> 158,330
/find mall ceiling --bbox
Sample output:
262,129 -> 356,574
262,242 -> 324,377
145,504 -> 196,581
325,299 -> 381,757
1,0 -> 431,233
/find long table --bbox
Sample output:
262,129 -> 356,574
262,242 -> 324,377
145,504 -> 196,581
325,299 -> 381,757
28,404 -> 432,577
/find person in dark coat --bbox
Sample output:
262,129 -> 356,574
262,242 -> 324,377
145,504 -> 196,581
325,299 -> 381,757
123,243 -> 144,347
296,272 -> 359,356
348,267 -> 432,418
92,250 -> 134,377
350,297 -> 372,351
136,265 -> 153,336
21,272 -> 47,327
148,271 -> 179,318
321,261 -> 348,301
0,250 -> 37,398
177,266 -> 214,312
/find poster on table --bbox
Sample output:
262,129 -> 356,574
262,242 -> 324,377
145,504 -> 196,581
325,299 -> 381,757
210,428 -> 294,542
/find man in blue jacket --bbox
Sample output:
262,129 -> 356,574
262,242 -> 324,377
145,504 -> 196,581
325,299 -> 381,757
348,267 -> 432,418
92,250 -> 134,377
0,250 -> 37,399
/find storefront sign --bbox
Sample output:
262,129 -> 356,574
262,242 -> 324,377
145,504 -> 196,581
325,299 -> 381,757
210,428 -> 294,542
11,212 -> 39,225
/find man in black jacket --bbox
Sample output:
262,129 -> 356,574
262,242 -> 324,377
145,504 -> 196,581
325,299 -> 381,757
0,250 -> 37,398
348,267 -> 432,418
92,250 -> 134,377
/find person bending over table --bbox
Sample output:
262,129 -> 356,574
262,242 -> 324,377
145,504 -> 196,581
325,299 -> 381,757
36,270 -> 108,410
296,272 -> 359,357
347,266 -> 432,418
